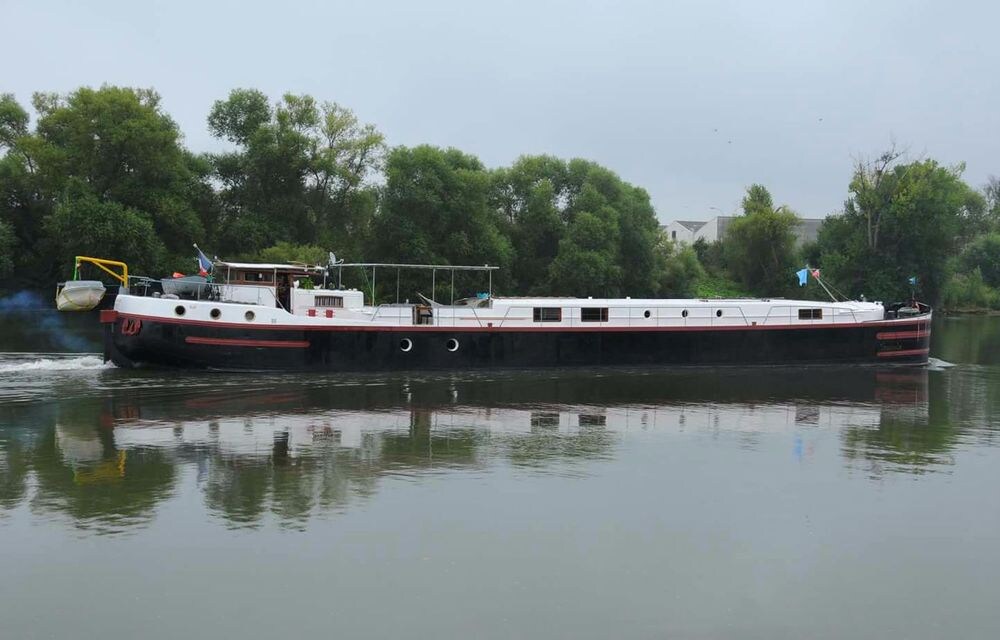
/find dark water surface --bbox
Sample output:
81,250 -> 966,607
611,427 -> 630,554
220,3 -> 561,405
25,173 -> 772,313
1,311 -> 999,639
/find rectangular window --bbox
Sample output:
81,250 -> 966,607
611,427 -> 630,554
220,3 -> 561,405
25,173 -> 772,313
580,307 -> 608,322
240,271 -> 273,283
532,307 -> 562,322
315,296 -> 344,308
798,308 -> 823,320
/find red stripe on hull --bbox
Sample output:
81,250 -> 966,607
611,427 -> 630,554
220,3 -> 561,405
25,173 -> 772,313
877,348 -> 930,358
119,312 -> 931,334
876,330 -> 931,340
184,336 -> 310,349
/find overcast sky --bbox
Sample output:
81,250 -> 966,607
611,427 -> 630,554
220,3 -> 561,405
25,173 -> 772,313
4,0 -> 997,221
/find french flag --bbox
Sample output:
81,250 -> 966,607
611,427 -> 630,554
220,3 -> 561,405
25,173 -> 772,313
195,244 -> 213,276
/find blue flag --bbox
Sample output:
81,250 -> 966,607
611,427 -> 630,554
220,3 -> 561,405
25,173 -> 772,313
796,268 -> 809,287
908,276 -> 918,286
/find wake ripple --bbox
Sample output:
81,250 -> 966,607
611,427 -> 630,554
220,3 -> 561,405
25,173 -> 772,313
927,357 -> 956,371
0,354 -> 111,374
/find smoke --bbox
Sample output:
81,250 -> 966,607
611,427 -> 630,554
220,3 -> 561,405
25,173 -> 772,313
0,290 -> 99,353
0,290 -> 45,311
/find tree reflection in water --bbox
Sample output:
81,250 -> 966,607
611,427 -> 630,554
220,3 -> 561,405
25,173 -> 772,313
1,364 -> 995,533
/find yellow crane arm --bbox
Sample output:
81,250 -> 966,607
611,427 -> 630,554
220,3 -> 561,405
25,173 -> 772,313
74,256 -> 128,286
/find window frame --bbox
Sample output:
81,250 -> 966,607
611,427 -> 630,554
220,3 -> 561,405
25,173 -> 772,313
532,307 -> 562,323
580,307 -> 609,323
798,308 -> 823,320
315,295 -> 344,308
239,271 -> 274,284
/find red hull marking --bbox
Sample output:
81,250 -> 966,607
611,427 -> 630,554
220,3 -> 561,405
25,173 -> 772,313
119,312 -> 931,334
876,348 -> 930,358
185,336 -> 310,349
99,310 -> 118,324
876,330 -> 931,340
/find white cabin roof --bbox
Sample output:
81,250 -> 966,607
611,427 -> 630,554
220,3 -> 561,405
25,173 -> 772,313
218,261 -> 325,272
492,297 -> 881,309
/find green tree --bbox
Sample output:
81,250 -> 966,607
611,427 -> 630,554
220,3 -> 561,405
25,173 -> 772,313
490,155 -> 567,293
560,159 -> 659,296
208,90 -> 384,258
741,183 -> 774,215
654,234 -> 706,296
548,207 -> 622,295
490,155 -> 660,296
32,87 -> 210,265
0,218 -> 15,278
956,232 -> 1000,288
256,241 -> 329,265
721,184 -> 801,296
0,87 -> 215,284
817,151 -> 981,304
942,268 -> 999,311
371,145 -> 513,299
0,93 -> 50,284
983,176 -> 1000,229
44,183 -> 165,274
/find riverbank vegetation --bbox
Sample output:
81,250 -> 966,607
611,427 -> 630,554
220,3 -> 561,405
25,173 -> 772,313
1,86 -> 997,309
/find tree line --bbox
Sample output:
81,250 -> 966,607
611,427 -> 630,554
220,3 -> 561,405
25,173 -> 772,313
1,86 -> 998,308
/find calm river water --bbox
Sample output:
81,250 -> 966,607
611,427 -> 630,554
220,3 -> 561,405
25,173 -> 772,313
1,309 -> 999,639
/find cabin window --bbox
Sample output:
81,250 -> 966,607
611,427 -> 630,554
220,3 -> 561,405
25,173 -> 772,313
580,307 -> 608,322
315,295 -> 344,308
798,308 -> 823,320
240,271 -> 273,283
533,307 -> 562,322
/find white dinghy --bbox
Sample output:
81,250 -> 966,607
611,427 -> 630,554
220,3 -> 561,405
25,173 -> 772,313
54,256 -> 129,311
56,280 -> 107,311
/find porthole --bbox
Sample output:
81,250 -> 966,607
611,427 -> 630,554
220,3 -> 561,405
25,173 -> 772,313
245,310 -> 255,322
174,305 -> 186,316
716,309 -> 723,317
210,308 -> 221,320
681,309 -> 688,318
643,310 -> 651,319
446,338 -> 460,352
399,338 -> 413,352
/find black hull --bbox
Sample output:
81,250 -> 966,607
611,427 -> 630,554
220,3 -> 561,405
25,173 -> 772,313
103,313 -> 932,371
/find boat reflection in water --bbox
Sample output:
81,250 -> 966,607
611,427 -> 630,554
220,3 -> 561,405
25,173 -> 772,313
0,364 -> 979,534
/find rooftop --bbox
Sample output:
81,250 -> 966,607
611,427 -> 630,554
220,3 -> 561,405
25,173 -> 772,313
675,220 -> 707,232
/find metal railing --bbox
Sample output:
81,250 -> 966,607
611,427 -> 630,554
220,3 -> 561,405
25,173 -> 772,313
360,301 -> 874,329
123,277 -> 286,311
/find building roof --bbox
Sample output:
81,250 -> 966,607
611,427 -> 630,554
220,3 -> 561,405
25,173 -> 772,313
674,220 -> 707,232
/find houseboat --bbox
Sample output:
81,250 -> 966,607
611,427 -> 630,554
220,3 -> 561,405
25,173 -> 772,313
58,256 -> 932,371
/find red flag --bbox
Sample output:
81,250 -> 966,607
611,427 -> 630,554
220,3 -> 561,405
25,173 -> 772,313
172,272 -> 185,278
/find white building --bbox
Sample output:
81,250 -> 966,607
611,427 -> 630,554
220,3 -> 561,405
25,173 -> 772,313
663,216 -> 824,246
662,220 -> 707,244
